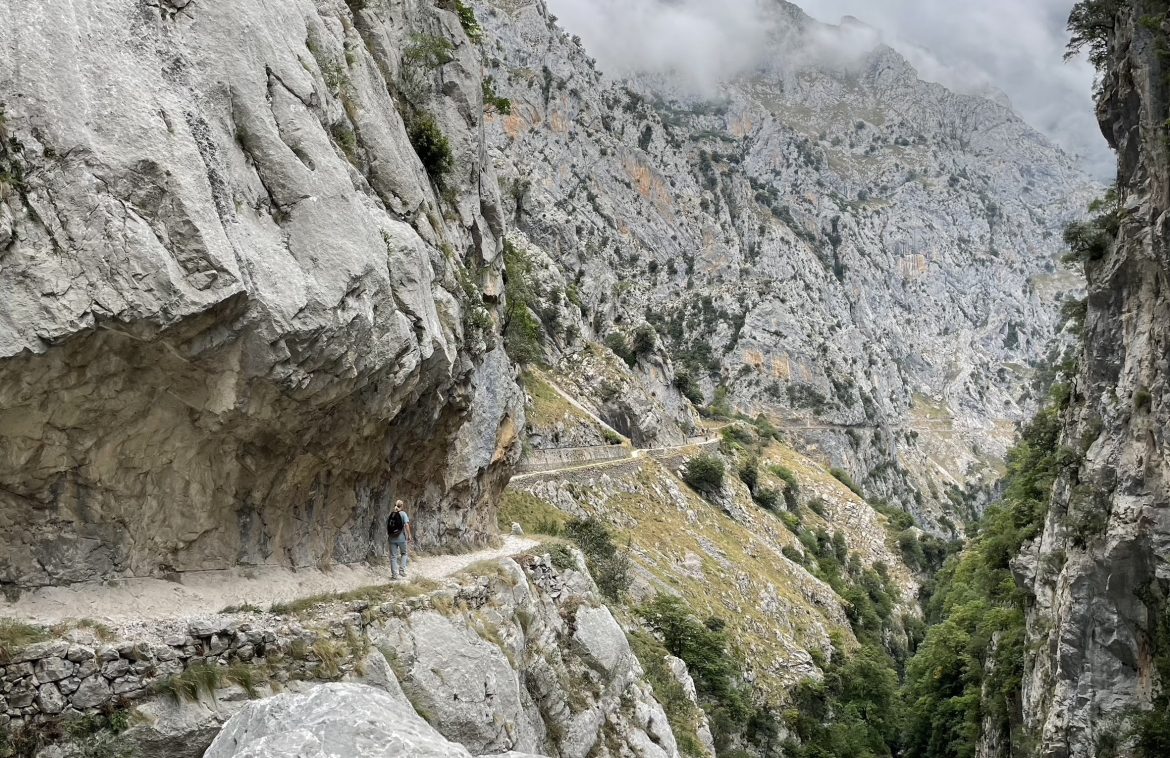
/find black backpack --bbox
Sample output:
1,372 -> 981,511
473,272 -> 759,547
388,511 -> 405,539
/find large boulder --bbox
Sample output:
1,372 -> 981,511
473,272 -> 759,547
204,683 -> 548,758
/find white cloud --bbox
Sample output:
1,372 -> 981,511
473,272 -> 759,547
546,0 -> 770,94
545,0 -> 1114,181
797,0 -> 1112,179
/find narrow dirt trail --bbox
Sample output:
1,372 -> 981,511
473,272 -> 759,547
511,437 -> 723,482
2,535 -> 539,628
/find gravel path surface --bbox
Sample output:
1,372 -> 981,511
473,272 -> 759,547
2,535 -> 539,628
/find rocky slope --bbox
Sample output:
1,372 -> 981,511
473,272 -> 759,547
1021,3 -> 1170,755
0,0 -> 522,591
504,420 -> 920,704
475,0 -> 1098,526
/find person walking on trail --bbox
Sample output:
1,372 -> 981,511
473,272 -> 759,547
387,499 -> 413,579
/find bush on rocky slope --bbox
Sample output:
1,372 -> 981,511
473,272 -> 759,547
503,240 -> 544,365
407,114 -> 454,190
682,453 -> 725,498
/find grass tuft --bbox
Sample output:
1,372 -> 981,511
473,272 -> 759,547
0,619 -> 48,662
223,664 -> 265,699
312,638 -> 345,679
153,664 -> 221,703
269,578 -> 443,616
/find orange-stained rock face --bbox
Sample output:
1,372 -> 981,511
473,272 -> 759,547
623,157 -> 674,216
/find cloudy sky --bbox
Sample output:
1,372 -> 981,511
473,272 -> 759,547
545,0 -> 1115,180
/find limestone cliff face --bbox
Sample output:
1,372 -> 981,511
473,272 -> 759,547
1022,4 -> 1170,755
475,0 -> 1097,526
0,0 -> 523,590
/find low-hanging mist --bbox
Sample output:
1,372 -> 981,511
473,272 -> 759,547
546,0 -> 1115,180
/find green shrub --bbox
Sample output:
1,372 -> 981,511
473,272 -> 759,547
1062,188 -> 1121,267
771,465 -> 800,510
720,424 -> 755,450
707,384 -> 734,418
752,487 -> 780,511
545,543 -> 578,571
453,0 -> 482,43
738,458 -> 759,492
1062,219 -> 1114,264
638,596 -> 752,741
632,324 -> 658,356
674,371 -> 705,405
829,467 -> 863,497
782,545 -> 805,564
628,630 -> 708,757
502,239 -> 543,365
564,518 -> 630,602
605,332 -> 636,368
404,34 -> 455,69
482,77 -> 512,114
407,113 -> 453,189
682,454 -> 724,497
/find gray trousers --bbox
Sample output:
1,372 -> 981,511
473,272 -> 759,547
390,540 -> 409,577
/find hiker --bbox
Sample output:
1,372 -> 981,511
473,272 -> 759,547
387,499 -> 414,579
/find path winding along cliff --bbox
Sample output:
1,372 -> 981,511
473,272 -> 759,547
0,0 -> 1145,756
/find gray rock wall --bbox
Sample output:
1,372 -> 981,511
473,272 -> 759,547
1022,4 -> 1170,756
0,0 -> 523,590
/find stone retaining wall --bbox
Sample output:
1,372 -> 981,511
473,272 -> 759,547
515,444 -> 631,473
0,559 -> 546,732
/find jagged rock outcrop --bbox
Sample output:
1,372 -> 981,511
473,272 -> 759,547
1022,3 -> 1170,756
475,0 -> 1097,525
0,0 -> 523,590
373,555 -> 679,758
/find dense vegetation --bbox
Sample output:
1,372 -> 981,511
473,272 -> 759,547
1066,0 -> 1123,67
756,384 -> 1059,757
902,394 -> 1064,757
407,114 -> 454,190
682,453 -> 725,497
637,596 -> 780,755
